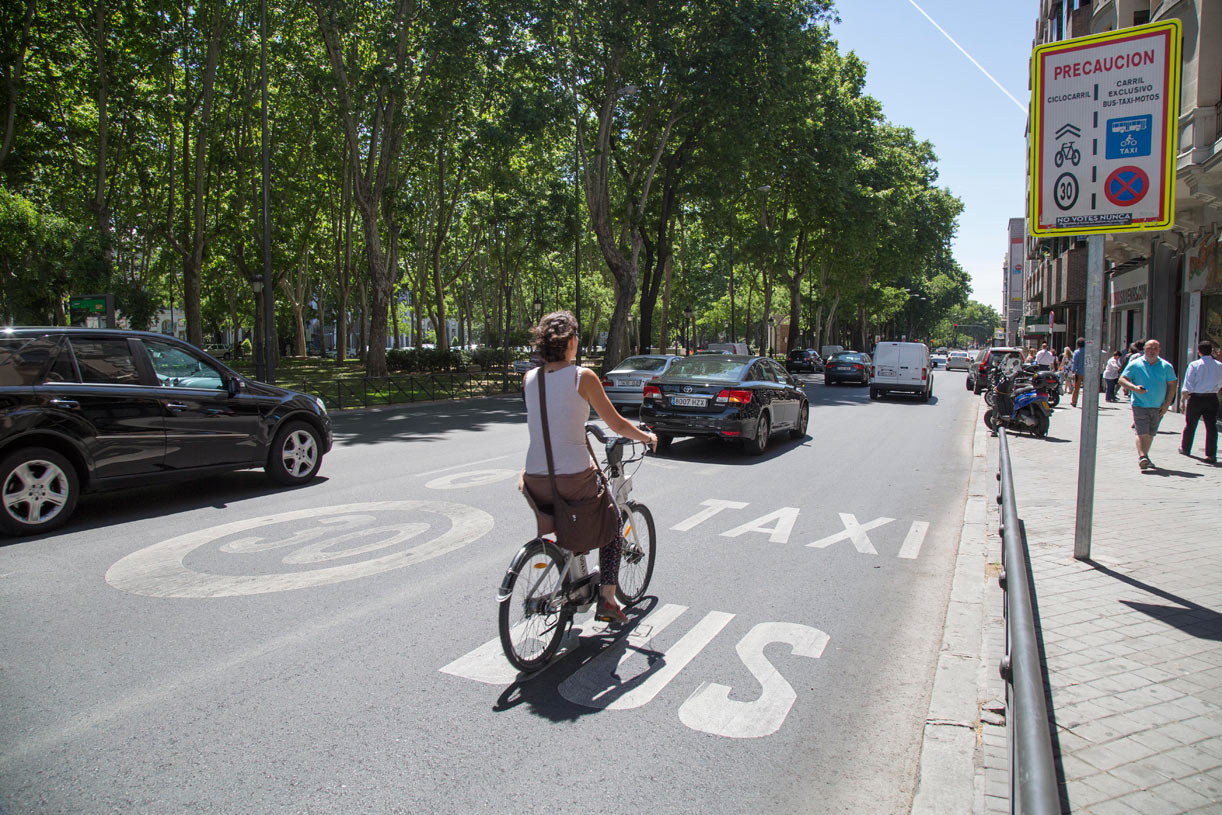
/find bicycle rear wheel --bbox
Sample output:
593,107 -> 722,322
498,539 -> 571,673
615,501 -> 656,606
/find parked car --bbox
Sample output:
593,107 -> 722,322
706,342 -> 749,355
785,348 -> 823,374
823,351 -> 872,385
870,342 -> 932,401
639,354 -> 808,455
204,342 -> 233,360
944,350 -> 972,371
0,327 -> 333,536
600,354 -> 679,408
967,346 -> 1025,393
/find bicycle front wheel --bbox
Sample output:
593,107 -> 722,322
498,539 -> 571,673
616,501 -> 656,606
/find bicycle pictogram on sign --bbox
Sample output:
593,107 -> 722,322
1104,166 -> 1149,207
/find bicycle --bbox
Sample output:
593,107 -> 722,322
497,422 -> 657,673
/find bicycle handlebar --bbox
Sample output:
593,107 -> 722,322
584,422 -> 633,446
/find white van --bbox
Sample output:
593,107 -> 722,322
870,342 -> 933,401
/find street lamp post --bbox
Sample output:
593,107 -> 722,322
533,297 -> 543,323
251,279 -> 265,381
768,316 -> 775,357
684,305 -> 694,355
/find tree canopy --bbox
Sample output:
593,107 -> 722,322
1,0 -> 971,373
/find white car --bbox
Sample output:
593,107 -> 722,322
601,354 -> 680,407
944,351 -> 972,371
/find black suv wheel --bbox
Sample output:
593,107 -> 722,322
0,447 -> 80,536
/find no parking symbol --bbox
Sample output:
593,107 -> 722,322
1104,166 -> 1149,207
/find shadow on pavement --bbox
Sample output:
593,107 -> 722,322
1086,561 -> 1222,642
332,395 -> 527,447
492,596 -> 663,722
1141,467 -> 1204,478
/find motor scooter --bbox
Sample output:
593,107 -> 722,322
984,364 -> 1060,408
983,365 -> 1052,437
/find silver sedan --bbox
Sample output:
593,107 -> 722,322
601,354 -> 680,407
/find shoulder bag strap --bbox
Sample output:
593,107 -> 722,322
536,367 -> 562,502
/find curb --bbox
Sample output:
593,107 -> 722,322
911,397 -> 997,815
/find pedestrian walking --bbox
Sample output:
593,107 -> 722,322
1070,337 -> 1086,407
1179,339 -> 1221,465
1034,342 -> 1055,371
1103,350 -> 1123,401
1117,338 -> 1178,471
1059,347 -> 1073,394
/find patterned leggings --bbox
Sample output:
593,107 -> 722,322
599,534 -> 622,586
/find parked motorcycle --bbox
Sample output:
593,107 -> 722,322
985,363 -> 1060,408
982,361 -> 1052,437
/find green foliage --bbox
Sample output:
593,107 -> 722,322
2,0 -> 968,354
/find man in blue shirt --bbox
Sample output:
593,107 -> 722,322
1117,338 -> 1179,470
1070,337 -> 1086,407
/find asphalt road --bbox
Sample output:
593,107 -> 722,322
0,368 -> 979,815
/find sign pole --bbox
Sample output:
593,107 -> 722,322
1074,233 -> 1105,560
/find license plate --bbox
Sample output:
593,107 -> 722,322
617,379 -> 641,388
879,368 -> 896,376
671,396 -> 707,407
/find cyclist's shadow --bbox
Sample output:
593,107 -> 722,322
493,596 -> 666,722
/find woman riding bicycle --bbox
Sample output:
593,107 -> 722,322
520,311 -> 656,624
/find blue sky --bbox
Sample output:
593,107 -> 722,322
830,0 -> 1037,312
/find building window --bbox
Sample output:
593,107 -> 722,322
1133,10 -> 1150,26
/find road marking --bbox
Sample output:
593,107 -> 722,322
439,603 -> 689,686
560,607 -> 734,710
898,521 -> 931,560
670,499 -> 749,532
424,469 -> 518,490
678,622 -> 829,738
104,501 -> 494,598
416,456 -> 509,477
720,507 -> 800,544
805,513 -> 895,554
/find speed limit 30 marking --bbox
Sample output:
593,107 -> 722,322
105,501 -> 494,598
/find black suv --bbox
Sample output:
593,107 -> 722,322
0,327 -> 333,536
785,348 -> 823,374
967,346 -> 1024,394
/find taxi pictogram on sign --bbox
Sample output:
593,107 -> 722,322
1104,166 -> 1149,206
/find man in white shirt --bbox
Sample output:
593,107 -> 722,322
1033,343 -> 1056,370
1180,339 -> 1221,465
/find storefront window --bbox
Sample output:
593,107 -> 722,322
1204,294 -> 1222,350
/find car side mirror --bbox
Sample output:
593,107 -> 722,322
226,376 -> 243,398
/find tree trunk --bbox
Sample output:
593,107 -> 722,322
183,0 -> 225,348
0,1 -> 34,171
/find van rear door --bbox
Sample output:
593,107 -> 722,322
872,343 -> 900,385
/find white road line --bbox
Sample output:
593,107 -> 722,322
560,607 -> 734,710
898,521 -> 931,560
806,513 -> 894,554
415,455 -> 509,477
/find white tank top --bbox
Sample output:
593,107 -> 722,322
524,365 -> 595,474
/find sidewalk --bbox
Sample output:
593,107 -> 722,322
914,396 -> 1222,814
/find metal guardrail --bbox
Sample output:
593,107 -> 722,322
282,371 -> 511,410
997,428 -> 1062,815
